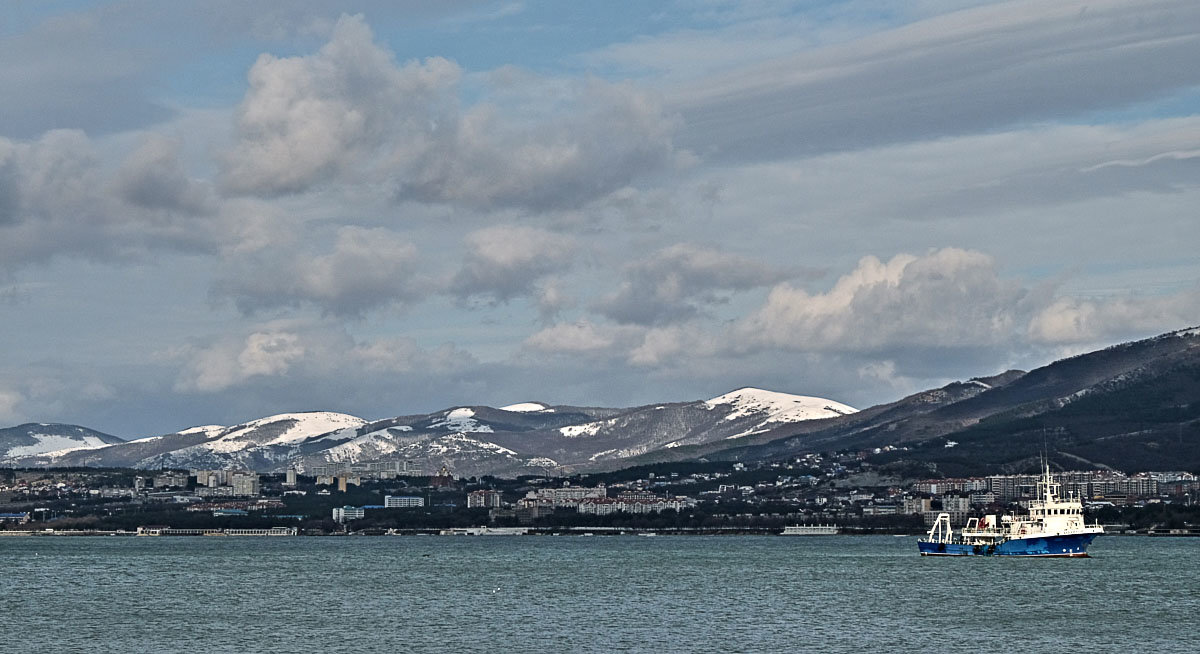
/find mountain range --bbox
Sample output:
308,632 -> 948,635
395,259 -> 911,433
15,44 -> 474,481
643,326 -> 1200,475
0,388 -> 856,477
3,326 -> 1198,477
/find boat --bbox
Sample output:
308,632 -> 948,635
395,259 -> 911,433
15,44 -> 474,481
781,524 -> 839,535
439,527 -> 528,536
917,463 -> 1103,557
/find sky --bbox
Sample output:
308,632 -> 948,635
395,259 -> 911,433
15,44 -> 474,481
2,0 -> 1199,437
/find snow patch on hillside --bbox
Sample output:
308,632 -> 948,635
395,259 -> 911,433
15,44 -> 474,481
7,433 -> 113,457
430,408 -> 494,433
204,412 -> 366,453
425,434 -> 515,456
560,419 -> 615,438
178,425 -> 226,437
499,402 -> 551,413
705,388 -> 857,424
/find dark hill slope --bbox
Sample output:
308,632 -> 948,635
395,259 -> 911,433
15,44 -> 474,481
713,327 -> 1200,475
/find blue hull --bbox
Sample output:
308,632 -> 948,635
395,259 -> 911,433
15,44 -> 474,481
918,533 -> 1098,557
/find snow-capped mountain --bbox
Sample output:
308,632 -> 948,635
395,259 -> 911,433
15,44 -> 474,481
704,388 -> 857,430
4,389 -> 855,476
0,423 -> 125,461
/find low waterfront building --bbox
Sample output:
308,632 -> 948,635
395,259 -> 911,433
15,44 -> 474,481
333,506 -> 366,523
383,495 -> 424,508
0,512 -> 30,524
576,496 -> 696,515
522,483 -> 607,509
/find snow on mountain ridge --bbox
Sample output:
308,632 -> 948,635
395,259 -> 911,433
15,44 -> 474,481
430,408 -> 493,433
203,412 -> 367,453
177,425 -> 226,437
499,402 -> 551,413
560,418 -> 616,438
7,433 -> 114,457
705,387 -> 857,429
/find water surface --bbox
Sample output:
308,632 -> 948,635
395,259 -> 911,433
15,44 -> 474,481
2,535 -> 1192,652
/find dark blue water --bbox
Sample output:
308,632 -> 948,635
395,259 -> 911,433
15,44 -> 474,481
1,535 -> 1193,653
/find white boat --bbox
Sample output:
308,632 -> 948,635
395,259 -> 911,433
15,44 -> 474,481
918,463 -> 1104,557
439,527 -> 528,536
781,524 -> 839,535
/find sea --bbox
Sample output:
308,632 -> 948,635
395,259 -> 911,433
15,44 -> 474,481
2,534 -> 1194,653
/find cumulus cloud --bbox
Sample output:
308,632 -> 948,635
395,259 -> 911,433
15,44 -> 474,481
595,243 -> 800,325
450,225 -> 576,302
398,77 -> 681,210
734,248 -> 1045,352
221,14 -> 461,195
114,135 -> 213,214
732,247 -> 1200,365
1028,289 -> 1200,345
523,319 -> 717,369
213,225 -> 426,316
0,129 -> 272,274
627,325 -> 717,367
178,326 -> 306,393
221,14 -> 681,210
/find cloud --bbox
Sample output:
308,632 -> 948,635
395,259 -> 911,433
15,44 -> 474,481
1028,289 -> 1200,345
594,243 -> 801,325
114,135 -> 214,214
350,338 -> 477,375
0,9 -> 173,138
221,14 -> 462,195
213,226 -> 426,316
522,319 -> 717,369
524,321 -> 632,354
178,326 -> 306,393
734,248 -> 1044,352
669,0 -> 1200,161
174,319 -> 478,393
627,325 -> 716,367
221,14 -> 681,210
0,129 -> 281,275
733,247 -> 1200,366
0,387 -> 22,424
450,225 -> 576,302
397,76 -> 682,210
532,278 -> 574,323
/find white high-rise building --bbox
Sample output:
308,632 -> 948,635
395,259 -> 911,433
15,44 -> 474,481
231,472 -> 261,497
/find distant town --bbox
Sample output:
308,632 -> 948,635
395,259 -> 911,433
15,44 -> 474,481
2,449 -> 1198,537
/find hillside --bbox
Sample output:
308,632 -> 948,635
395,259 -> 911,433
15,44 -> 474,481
712,327 -> 1200,474
0,424 -> 125,458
